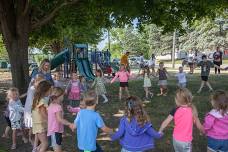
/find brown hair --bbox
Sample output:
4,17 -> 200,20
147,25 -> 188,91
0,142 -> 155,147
125,96 -> 150,126
6,87 -> 19,101
32,80 -> 52,109
211,90 -> 228,115
175,88 -> 198,117
142,66 -> 150,77
83,90 -> 97,106
96,69 -> 103,77
49,87 -> 64,103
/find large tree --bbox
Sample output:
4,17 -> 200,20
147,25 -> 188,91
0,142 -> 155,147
0,0 -> 227,93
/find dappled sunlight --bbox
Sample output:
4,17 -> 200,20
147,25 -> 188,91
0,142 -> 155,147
113,109 -> 124,118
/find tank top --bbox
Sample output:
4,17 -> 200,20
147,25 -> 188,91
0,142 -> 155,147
158,68 -> 167,80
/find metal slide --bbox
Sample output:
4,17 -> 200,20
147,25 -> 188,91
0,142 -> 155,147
76,58 -> 95,80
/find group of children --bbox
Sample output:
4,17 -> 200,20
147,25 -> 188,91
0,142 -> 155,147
1,55 -> 228,152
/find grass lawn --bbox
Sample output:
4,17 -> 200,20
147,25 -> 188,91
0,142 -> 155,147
0,73 -> 227,152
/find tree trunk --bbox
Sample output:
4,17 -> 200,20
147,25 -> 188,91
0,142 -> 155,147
0,0 -> 30,94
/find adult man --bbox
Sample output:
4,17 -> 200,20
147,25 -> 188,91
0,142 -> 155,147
120,51 -> 130,72
213,46 -> 223,75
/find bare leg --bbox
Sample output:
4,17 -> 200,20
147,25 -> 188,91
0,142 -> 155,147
206,81 -> 213,91
197,81 -> 206,93
12,129 -> 17,149
119,87 -> 123,101
144,87 -> 149,98
54,145 -> 62,152
37,132 -> 48,152
33,134 -> 39,151
2,126 -> 10,138
125,87 -> 130,97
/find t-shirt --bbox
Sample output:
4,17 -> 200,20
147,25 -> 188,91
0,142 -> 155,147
74,109 -> 104,151
188,54 -> 194,63
170,106 -> 193,142
175,72 -> 187,83
32,97 -> 49,124
197,61 -> 214,76
213,51 -> 222,63
47,103 -> 64,136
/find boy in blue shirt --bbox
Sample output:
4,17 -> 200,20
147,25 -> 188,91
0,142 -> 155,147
73,90 -> 113,152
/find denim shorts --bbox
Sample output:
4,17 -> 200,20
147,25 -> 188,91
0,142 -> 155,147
207,136 -> 228,152
178,82 -> 186,88
173,138 -> 192,152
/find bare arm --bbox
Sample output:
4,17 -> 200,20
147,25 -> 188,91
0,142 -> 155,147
39,105 -> 47,121
101,125 -> 113,134
159,115 -> 173,133
56,111 -> 72,126
194,116 -> 205,134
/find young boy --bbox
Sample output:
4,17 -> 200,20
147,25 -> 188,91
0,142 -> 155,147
175,66 -> 187,88
197,55 -> 222,93
73,90 -> 113,152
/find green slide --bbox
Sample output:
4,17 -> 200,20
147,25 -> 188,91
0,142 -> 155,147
50,49 -> 69,70
76,58 -> 95,80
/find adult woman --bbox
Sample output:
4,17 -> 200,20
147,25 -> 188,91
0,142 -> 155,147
31,59 -> 53,84
213,46 -> 223,75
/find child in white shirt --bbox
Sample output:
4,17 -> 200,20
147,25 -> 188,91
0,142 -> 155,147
175,66 -> 187,88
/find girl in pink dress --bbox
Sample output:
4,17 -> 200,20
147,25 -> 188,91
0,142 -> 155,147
65,73 -> 81,107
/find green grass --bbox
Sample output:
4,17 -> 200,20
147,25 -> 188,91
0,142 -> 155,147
0,74 -> 227,152
163,58 -> 228,64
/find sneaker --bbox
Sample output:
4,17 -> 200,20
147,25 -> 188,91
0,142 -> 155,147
157,93 -> 163,96
149,93 -> 154,98
197,90 -> 201,94
11,144 -> 16,150
163,93 -> 167,96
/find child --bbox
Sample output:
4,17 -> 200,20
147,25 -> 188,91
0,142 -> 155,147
2,100 -> 11,138
65,72 -> 81,107
111,64 -> 130,100
24,74 -> 44,145
197,55 -> 222,93
79,75 -> 89,95
32,80 -> 52,152
141,66 -> 153,101
149,54 -> 156,75
48,87 -> 74,152
111,96 -> 162,152
73,90 -> 113,152
53,73 -> 64,88
203,90 -> 228,152
156,62 -> 169,96
92,69 -> 108,103
159,88 -> 204,152
175,66 -> 187,88
7,87 -> 28,149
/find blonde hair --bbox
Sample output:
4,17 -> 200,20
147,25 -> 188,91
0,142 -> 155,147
39,59 -> 50,73
175,88 -> 198,117
32,80 -> 52,109
125,96 -> 150,126
6,87 -> 19,101
211,90 -> 228,115
49,87 -> 64,103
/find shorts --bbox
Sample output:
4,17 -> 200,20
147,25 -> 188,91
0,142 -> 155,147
4,116 -> 11,128
32,122 -> 47,134
120,82 -> 128,88
207,136 -> 228,152
173,138 -> 192,152
121,148 -> 142,152
178,82 -> 186,88
213,61 -> 222,66
158,80 -> 167,86
48,132 -> 62,148
201,76 -> 208,81
11,120 -> 22,130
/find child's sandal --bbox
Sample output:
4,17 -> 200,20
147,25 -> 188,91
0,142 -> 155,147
11,144 -> 16,150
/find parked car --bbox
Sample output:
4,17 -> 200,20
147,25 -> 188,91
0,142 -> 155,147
112,58 -> 120,65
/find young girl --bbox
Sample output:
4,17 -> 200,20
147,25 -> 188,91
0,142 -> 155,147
67,99 -> 86,113
2,100 -> 11,139
175,66 -> 187,88
79,75 -> 89,95
159,88 -> 204,152
32,80 -> 52,152
156,62 -> 169,96
149,53 -> 156,74
111,64 -> 130,101
111,96 -> 162,152
7,87 -> 28,149
203,90 -> 228,152
65,73 -> 81,107
24,74 -> 44,146
53,73 -> 64,88
48,87 -> 74,152
141,66 -> 153,101
92,69 -> 108,103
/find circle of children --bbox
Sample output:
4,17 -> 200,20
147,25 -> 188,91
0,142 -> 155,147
2,54 -> 228,152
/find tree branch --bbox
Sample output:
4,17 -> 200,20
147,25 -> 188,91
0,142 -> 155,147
22,0 -> 30,16
31,0 -> 79,30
